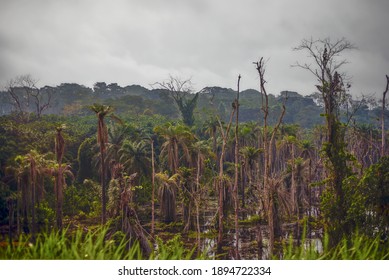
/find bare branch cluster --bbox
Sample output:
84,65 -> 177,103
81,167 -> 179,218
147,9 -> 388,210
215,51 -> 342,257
293,37 -> 355,83
6,74 -> 52,118
151,75 -> 193,102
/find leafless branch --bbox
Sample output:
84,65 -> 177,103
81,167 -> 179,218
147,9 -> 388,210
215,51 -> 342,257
5,75 -> 51,118
151,75 -> 193,102
293,38 -> 355,85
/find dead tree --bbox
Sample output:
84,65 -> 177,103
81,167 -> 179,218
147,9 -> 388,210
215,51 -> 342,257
233,74 -> 241,259
153,75 -> 199,126
6,75 -> 51,118
150,138 -> 156,237
216,102 -> 236,255
254,58 -> 286,256
382,75 -> 389,157
294,37 -> 356,243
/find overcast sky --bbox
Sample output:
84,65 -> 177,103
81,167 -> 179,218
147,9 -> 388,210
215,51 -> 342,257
1,0 -> 388,97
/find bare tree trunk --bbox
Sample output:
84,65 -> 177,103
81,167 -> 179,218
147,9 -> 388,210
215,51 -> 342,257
56,167 -> 63,229
308,158 -> 312,239
241,161 -> 246,209
382,75 -> 389,157
195,152 -> 201,252
217,152 -> 225,254
291,144 -> 297,215
254,58 -> 286,256
151,139 -> 156,237
233,74 -> 241,259
216,107 -> 235,254
100,146 -> 107,224
7,199 -> 14,248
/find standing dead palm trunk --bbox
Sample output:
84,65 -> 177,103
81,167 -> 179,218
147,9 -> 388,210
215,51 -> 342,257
90,104 -> 121,224
240,146 -> 262,207
382,75 -> 389,157
150,138 -> 156,237
216,106 -> 236,254
254,58 -> 286,256
278,135 -> 299,215
233,74 -> 241,259
192,140 -> 211,252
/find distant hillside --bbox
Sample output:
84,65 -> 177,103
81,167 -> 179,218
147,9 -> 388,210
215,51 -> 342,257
0,82 -> 384,128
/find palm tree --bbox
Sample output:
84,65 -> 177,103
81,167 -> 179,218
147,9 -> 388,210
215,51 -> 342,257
119,140 -> 151,179
154,123 -> 194,226
107,162 -> 126,218
90,104 -> 121,224
155,172 -> 180,222
17,150 -> 46,240
177,166 -> 195,232
278,135 -> 299,214
239,121 -> 260,147
106,164 -> 151,255
240,146 -> 262,208
106,124 -> 134,164
50,125 -> 74,231
50,162 -> 74,230
203,117 -> 219,155
10,155 -> 29,235
154,123 -> 193,173
11,151 -> 51,238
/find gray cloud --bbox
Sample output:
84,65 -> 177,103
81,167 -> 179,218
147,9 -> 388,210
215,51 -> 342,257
1,0 -> 388,97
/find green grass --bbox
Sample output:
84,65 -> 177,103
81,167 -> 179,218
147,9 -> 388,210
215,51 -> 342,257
0,226 -> 142,260
4,225 -> 385,260
0,227 -> 206,260
282,231 -> 389,260
150,234 -> 201,260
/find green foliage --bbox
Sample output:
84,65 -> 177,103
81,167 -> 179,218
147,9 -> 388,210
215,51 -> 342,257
0,226 -> 143,260
0,228 -> 208,260
63,182 -> 100,217
1,78 -> 389,260
151,234 -> 197,260
77,137 -> 97,182
36,201 -> 55,229
358,157 -> 389,234
239,214 -> 261,225
283,230 -> 389,260
133,180 -> 152,203
176,92 -> 199,127
321,156 -> 389,239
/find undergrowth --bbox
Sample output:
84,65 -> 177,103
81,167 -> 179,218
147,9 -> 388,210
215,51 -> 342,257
282,229 -> 389,260
0,226 -> 202,260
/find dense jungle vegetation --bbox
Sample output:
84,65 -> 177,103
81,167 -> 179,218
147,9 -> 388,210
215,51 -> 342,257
0,38 -> 388,259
